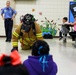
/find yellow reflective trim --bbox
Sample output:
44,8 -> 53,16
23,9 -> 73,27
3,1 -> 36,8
13,33 -> 17,37
25,38 -> 35,41
30,38 -> 35,41
36,33 -> 42,36
23,40 -> 28,45
12,42 -> 18,46
25,38 -> 30,41
30,44 -> 33,46
36,33 -> 42,37
20,38 -> 28,45
13,32 -> 19,38
36,35 -> 42,37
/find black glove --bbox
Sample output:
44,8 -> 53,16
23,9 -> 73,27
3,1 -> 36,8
11,47 -> 18,52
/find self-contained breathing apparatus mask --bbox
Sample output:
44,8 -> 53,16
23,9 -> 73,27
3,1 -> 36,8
21,14 -> 35,32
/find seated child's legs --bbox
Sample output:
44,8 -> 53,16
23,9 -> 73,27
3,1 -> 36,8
59,31 -> 63,40
59,31 -> 63,37
63,33 -> 67,37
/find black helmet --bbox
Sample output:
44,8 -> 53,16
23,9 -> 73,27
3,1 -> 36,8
23,14 -> 35,25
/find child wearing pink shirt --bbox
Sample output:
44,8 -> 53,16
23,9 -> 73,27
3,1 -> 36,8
71,16 -> 76,31
69,16 -> 76,41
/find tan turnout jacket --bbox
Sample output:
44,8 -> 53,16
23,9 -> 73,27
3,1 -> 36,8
12,22 -> 43,47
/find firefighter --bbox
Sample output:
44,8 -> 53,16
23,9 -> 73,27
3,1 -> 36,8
12,14 -> 43,51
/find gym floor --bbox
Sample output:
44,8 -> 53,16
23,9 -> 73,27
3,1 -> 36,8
0,38 -> 76,75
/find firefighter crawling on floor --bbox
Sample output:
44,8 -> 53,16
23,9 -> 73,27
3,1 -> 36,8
12,14 -> 43,51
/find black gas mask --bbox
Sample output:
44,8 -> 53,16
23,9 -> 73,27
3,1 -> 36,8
21,24 -> 32,32
22,14 -> 35,32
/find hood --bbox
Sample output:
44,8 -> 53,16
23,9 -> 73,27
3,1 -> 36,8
28,55 -> 55,75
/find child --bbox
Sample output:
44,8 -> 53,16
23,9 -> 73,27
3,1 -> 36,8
0,50 -> 29,75
59,17 -> 70,41
69,16 -> 76,41
23,40 -> 58,75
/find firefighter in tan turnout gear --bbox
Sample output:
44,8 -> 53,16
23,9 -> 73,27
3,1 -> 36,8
12,14 -> 43,51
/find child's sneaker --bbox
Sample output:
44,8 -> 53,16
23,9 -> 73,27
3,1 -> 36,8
59,37 -> 63,40
63,39 -> 67,43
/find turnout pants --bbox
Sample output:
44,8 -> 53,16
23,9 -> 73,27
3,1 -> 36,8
21,44 -> 31,50
59,31 -> 67,38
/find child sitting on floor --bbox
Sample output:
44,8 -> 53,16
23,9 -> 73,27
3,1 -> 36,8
23,40 -> 58,75
59,17 -> 70,41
